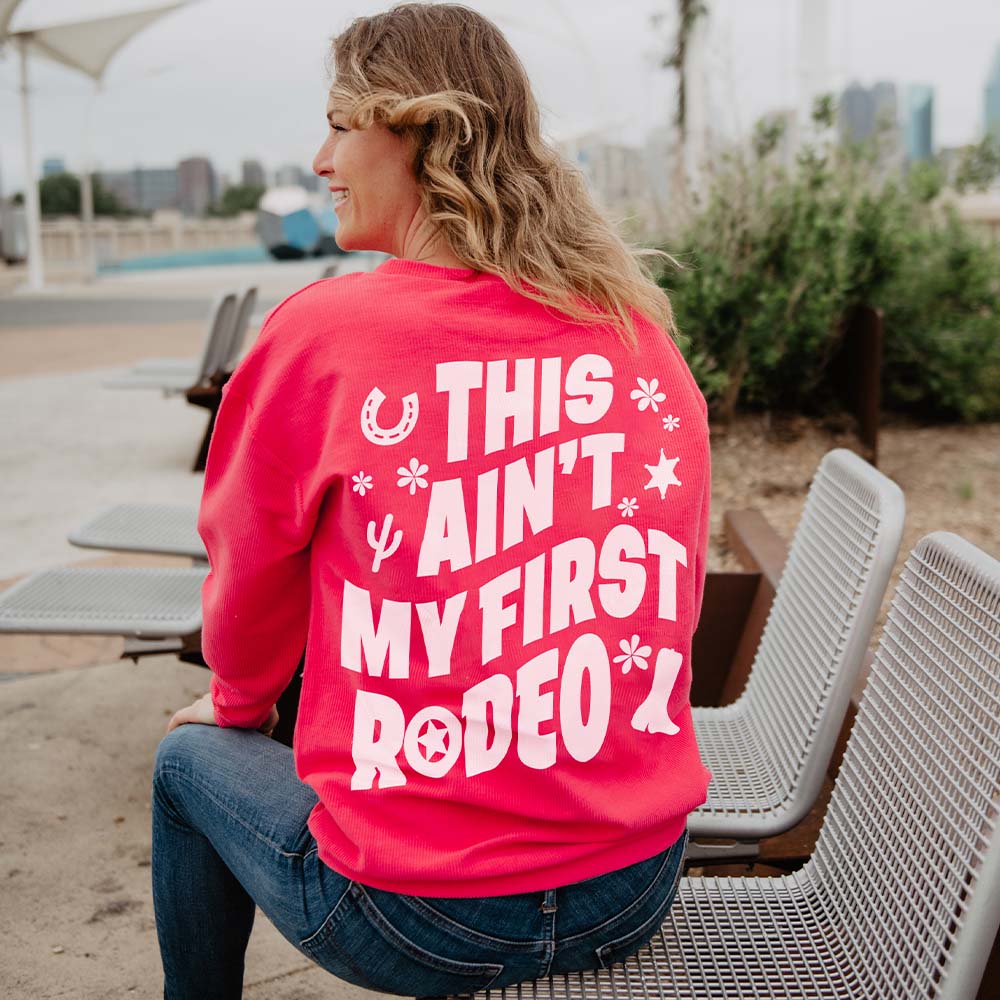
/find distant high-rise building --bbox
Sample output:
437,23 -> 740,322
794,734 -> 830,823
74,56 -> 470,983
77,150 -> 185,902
136,168 -> 179,212
42,157 -> 65,178
872,82 -> 899,134
904,84 -> 934,162
177,156 -> 216,216
241,158 -> 265,188
98,167 -> 179,213
839,82 -> 874,144
275,164 -> 307,188
986,44 -> 1000,140
839,81 -> 899,146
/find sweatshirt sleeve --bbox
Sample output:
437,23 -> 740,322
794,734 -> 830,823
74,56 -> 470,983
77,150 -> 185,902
199,385 -> 314,730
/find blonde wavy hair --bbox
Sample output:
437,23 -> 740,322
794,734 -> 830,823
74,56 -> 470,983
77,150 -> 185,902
329,2 -> 677,343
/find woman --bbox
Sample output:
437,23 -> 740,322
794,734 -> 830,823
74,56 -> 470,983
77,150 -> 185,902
153,4 -> 711,997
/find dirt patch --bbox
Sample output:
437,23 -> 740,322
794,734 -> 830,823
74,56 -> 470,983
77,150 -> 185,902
707,414 -> 1000,627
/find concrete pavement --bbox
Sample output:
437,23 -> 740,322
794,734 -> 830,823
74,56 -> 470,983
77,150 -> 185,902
1,256 -> 394,999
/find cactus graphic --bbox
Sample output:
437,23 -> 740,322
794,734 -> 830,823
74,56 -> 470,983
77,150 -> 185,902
367,514 -> 403,572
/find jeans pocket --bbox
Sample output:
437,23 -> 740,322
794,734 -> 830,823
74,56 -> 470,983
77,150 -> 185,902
593,831 -> 688,970
300,883 -> 504,996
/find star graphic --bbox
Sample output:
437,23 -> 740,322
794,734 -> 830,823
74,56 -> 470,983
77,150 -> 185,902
416,720 -> 449,760
643,450 -> 682,499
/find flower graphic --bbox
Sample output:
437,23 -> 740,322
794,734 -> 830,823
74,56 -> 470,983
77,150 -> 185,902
617,497 -> 639,518
396,457 -> 429,495
631,376 -> 667,413
662,414 -> 681,432
351,472 -> 374,496
614,634 -> 653,674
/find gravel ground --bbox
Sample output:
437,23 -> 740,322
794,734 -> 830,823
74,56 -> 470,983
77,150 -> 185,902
708,412 -> 1000,626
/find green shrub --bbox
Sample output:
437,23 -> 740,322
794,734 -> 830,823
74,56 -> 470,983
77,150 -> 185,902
658,106 -> 1000,422
879,207 -> 1000,421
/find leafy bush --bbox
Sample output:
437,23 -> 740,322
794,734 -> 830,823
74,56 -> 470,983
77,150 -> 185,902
878,207 -> 1000,421
207,183 -> 266,218
658,104 -> 1000,422
33,172 -> 132,217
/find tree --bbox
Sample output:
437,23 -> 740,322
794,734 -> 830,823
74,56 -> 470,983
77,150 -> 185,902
208,183 -> 265,218
651,2 -> 710,207
659,0 -> 708,138
953,134 -> 1000,192
32,172 -> 131,217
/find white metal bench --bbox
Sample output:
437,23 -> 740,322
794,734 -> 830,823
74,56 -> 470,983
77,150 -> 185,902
69,503 -> 205,560
472,532 -> 1000,1000
688,447 -> 905,859
0,566 -> 205,638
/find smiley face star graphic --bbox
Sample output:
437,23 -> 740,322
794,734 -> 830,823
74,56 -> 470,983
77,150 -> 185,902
643,450 -> 682,499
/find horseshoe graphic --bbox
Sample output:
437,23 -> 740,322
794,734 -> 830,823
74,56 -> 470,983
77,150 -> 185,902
360,387 -> 420,446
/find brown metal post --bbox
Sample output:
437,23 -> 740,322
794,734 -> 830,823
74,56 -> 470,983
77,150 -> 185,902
717,510 -> 789,704
831,305 -> 883,466
690,572 -> 760,705
186,371 -> 232,473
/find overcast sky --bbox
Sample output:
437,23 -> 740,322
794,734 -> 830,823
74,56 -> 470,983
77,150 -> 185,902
0,0 -> 998,193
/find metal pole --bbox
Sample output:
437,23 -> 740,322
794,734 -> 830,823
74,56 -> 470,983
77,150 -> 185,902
17,33 -> 44,290
80,167 -> 95,280
80,85 -> 98,282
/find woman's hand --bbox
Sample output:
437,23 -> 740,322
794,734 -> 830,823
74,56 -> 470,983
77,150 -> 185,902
166,693 -> 279,737
166,692 -> 217,733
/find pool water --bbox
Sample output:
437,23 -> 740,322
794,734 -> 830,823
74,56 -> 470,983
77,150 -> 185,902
98,245 -> 274,272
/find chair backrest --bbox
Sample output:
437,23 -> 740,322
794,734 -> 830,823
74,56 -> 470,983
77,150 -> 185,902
196,292 -> 238,381
221,285 -> 258,372
809,532 -> 1000,1000
738,449 -> 905,822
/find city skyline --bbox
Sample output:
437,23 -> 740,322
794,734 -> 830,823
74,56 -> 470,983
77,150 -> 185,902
1,0 -> 998,194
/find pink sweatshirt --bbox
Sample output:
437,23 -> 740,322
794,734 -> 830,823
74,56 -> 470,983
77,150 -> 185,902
201,258 -> 712,897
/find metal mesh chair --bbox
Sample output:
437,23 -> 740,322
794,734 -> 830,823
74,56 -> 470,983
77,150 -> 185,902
69,503 -> 205,560
132,285 -> 258,378
688,448 -> 905,854
474,532 -> 1000,1000
104,292 -> 238,392
219,285 -> 258,372
0,566 -> 206,637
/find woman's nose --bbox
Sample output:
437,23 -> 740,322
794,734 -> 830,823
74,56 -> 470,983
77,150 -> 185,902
312,138 -> 332,178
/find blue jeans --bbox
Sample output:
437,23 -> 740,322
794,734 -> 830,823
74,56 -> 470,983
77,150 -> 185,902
152,725 -> 687,999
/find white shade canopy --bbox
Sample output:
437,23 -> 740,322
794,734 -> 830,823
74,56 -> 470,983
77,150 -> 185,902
0,0 -> 23,39
6,1 -> 191,290
11,1 -> 188,83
